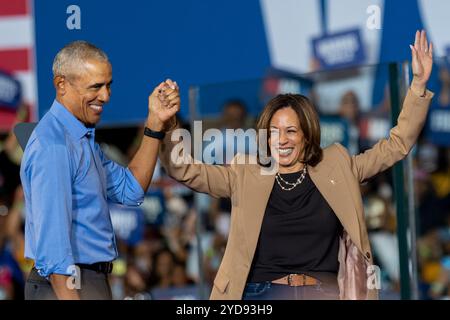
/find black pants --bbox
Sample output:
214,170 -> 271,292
25,267 -> 112,300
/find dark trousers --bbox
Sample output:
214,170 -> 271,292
243,272 -> 339,300
25,267 -> 112,300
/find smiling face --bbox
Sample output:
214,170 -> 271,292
269,106 -> 305,173
57,59 -> 112,127
257,93 -> 323,171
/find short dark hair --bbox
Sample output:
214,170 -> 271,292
223,99 -> 247,114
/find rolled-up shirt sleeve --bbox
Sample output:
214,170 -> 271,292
97,145 -> 144,206
26,144 -> 75,278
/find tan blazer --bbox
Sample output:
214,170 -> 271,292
160,88 -> 433,300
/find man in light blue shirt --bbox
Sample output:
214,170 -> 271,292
20,41 -> 180,299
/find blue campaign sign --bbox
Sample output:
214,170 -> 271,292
319,117 -> 349,148
427,108 -> 450,146
109,202 -> 144,246
0,71 -> 22,109
140,189 -> 166,226
312,29 -> 366,70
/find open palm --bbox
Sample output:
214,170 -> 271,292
410,30 -> 433,85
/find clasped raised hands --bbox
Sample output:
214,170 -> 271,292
147,79 -> 180,131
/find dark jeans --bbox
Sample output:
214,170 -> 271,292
243,272 -> 339,300
25,267 -> 112,300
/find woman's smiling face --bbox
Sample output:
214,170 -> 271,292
269,106 -> 305,173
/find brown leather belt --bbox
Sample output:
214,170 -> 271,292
271,274 -> 319,286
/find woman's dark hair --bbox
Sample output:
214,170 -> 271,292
256,93 -> 323,167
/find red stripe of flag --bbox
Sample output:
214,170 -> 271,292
0,105 -> 33,132
0,108 -> 19,132
0,0 -> 28,16
0,48 -> 30,73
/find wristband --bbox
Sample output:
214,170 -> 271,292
144,127 -> 165,140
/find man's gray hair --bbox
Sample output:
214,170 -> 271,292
52,41 -> 109,79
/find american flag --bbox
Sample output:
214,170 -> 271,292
0,0 -> 36,132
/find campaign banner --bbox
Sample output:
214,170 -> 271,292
358,115 -> 390,148
140,189 -> 166,226
0,70 -> 21,109
312,29 -> 366,70
427,108 -> 450,146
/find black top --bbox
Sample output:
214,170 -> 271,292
247,169 -> 343,283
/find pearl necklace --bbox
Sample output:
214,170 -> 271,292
275,166 -> 307,191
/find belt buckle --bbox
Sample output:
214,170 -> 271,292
287,274 -> 292,286
288,274 -> 306,286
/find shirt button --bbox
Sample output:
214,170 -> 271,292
330,179 -> 336,185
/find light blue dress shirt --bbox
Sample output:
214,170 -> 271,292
20,100 -> 144,278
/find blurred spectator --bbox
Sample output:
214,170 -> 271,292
148,248 -> 177,289
430,147 -> 450,199
124,264 -> 148,298
0,201 -> 25,300
208,100 -> 249,239
221,99 -> 248,130
416,139 -> 439,173
171,262 -> 194,288
418,209 -> 450,299
437,66 -> 450,108
429,210 -> 450,299
414,166 -> 448,236
203,230 -> 227,284
362,173 -> 400,291
0,133 -> 22,207
338,90 -> 361,155
211,99 -> 251,165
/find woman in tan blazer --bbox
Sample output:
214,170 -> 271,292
159,30 -> 433,300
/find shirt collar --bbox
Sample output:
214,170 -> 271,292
49,100 -> 95,140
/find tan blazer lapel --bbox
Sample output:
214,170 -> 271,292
308,162 -> 363,253
242,165 -> 275,261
